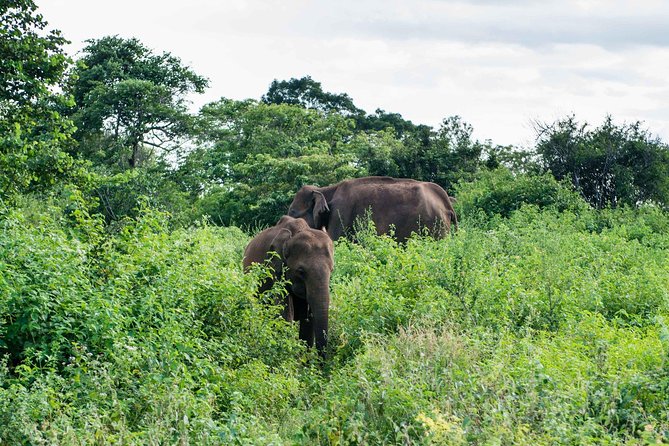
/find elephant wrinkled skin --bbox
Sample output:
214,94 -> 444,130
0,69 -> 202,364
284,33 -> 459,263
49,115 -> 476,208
288,176 -> 458,242
243,216 -> 334,355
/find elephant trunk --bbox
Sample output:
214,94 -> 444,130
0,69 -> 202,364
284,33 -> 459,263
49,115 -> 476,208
306,280 -> 330,355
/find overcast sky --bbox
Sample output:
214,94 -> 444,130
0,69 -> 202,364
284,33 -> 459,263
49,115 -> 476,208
40,0 -> 669,147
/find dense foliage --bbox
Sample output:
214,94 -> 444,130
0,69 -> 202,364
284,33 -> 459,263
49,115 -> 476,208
0,0 -> 80,200
536,115 -> 669,209
2,195 -> 668,444
182,98 -> 362,227
3,2 -> 669,444
66,35 -> 209,169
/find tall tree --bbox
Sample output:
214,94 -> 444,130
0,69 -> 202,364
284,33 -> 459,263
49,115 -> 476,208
535,115 -> 669,208
182,98 -> 364,226
66,36 -> 208,169
356,108 -> 420,138
378,116 -> 483,191
424,116 -> 483,188
0,0 -> 78,199
262,76 -> 362,117
263,77 -> 423,138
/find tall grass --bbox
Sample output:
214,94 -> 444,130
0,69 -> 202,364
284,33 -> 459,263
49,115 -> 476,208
1,196 -> 668,444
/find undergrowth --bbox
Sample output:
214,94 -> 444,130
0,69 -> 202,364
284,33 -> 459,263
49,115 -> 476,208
1,196 -> 668,444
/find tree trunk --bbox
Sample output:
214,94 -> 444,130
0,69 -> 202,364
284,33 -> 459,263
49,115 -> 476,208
129,140 -> 139,168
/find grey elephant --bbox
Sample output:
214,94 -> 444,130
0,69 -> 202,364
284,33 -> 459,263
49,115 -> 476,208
243,215 -> 334,354
288,176 -> 458,242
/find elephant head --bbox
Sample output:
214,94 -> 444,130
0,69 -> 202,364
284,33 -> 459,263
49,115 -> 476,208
288,186 -> 330,230
244,216 -> 334,354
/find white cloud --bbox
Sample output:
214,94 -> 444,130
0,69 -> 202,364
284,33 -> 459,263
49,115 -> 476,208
39,0 -> 669,146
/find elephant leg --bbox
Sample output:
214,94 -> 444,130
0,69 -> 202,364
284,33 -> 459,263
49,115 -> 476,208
293,297 -> 314,346
326,209 -> 347,241
299,317 -> 314,347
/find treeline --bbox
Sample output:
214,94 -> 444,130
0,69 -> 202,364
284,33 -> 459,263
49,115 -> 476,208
3,2 -> 669,228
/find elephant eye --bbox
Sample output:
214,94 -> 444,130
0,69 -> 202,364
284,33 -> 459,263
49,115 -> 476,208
295,266 -> 306,276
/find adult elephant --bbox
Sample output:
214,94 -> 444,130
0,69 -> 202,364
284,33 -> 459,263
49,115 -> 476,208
288,176 -> 458,242
243,215 -> 334,355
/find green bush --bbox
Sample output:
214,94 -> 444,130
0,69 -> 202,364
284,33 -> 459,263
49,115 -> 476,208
0,201 -> 313,444
454,167 -> 589,221
91,167 -> 195,226
1,197 -> 668,444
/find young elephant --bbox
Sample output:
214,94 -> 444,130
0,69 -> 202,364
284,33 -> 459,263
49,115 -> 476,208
243,216 -> 334,355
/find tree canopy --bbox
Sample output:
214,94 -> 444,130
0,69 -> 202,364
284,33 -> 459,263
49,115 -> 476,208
181,98 -> 363,226
0,0 -> 78,199
66,36 -> 209,169
262,75 -> 362,117
536,115 -> 669,209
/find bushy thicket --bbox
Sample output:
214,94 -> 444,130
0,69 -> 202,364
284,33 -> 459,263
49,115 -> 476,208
0,195 -> 313,444
454,168 -> 589,219
2,185 -> 668,444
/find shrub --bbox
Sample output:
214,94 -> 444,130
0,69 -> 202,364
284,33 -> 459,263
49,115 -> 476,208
454,167 -> 589,221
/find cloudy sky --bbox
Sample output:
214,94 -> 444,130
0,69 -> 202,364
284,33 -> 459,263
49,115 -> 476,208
40,0 -> 669,147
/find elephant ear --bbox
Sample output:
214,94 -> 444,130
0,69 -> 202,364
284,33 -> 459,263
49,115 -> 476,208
312,191 -> 330,229
269,228 -> 292,276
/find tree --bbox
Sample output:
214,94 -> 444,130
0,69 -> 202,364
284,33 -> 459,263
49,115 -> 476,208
262,76 -> 362,117
482,144 -> 541,175
535,115 -> 669,209
349,129 -> 403,178
425,116 -> 483,188
262,77 -> 424,139
379,116 -> 483,191
356,108 -> 420,139
182,99 -> 364,226
260,77 -> 487,193
66,36 -> 208,169
0,0 -> 79,199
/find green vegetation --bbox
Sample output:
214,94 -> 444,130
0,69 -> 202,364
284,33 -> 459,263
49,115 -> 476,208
2,2 -> 669,444
66,35 -> 208,170
535,115 -> 669,209
2,197 -> 668,444
0,0 -> 81,200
